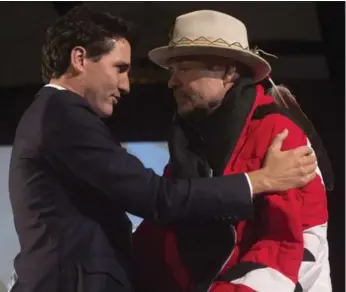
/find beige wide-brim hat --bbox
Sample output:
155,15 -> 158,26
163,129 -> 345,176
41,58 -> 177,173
149,10 -> 271,83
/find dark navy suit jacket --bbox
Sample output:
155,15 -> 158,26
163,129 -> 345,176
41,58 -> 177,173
8,86 -> 253,292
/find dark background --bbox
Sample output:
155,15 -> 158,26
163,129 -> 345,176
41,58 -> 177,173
0,2 -> 344,291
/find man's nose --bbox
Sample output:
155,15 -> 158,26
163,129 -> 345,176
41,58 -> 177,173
119,75 -> 130,95
168,72 -> 181,89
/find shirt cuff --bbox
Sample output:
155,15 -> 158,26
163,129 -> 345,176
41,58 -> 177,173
244,173 -> 253,199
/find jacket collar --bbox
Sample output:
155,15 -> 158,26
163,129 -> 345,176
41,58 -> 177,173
179,78 -> 258,176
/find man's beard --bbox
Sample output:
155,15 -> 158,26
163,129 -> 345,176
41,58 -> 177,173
178,98 -> 222,124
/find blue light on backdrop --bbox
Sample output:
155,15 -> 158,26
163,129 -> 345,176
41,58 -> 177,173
122,142 -> 169,229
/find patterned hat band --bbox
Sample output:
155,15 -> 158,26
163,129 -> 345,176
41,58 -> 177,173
168,36 -> 250,50
168,37 -> 278,60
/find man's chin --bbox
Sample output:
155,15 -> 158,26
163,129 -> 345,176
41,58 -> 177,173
177,106 -> 194,116
177,108 -> 209,123
98,108 -> 114,118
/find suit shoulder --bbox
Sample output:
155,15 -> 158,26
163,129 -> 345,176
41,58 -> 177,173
37,89 -> 106,142
44,89 -> 91,111
44,89 -> 97,121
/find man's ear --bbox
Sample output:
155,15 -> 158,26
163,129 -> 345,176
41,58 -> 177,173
70,46 -> 88,74
223,65 -> 238,86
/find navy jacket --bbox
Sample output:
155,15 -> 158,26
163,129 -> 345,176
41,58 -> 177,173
8,87 -> 253,292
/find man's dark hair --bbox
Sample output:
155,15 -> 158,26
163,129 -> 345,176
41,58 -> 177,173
41,4 -> 136,83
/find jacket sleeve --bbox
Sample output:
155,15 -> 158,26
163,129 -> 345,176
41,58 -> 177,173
210,115 -> 329,292
132,163 -> 188,292
42,92 -> 253,223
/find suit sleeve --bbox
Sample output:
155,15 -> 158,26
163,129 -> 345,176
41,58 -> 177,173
210,115 -> 329,292
42,93 -> 253,223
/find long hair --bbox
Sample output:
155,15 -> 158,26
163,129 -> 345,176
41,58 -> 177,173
267,81 -> 334,192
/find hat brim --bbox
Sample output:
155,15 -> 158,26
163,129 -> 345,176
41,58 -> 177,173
148,45 -> 271,83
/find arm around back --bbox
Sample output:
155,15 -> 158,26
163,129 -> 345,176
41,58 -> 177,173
42,91 -> 253,223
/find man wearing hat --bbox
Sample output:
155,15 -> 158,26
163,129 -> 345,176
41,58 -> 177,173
133,10 -> 333,292
7,5 -> 323,292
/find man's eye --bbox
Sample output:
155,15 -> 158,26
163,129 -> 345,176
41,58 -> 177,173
168,67 -> 190,75
116,65 -> 130,73
180,67 -> 191,72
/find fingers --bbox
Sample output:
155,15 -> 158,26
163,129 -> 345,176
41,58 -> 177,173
301,172 -> 317,185
301,163 -> 317,176
294,145 -> 314,157
269,129 -> 289,151
294,168 -> 317,188
296,162 -> 317,188
300,154 -> 317,167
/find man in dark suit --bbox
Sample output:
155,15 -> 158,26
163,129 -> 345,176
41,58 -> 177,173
8,5 -> 317,292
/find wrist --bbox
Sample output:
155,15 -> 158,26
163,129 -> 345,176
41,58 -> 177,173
247,169 -> 272,195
